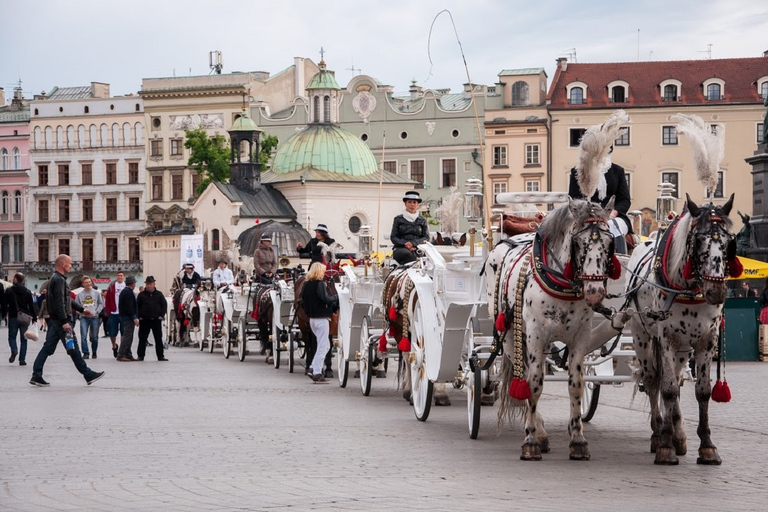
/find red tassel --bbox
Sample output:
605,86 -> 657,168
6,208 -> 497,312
495,312 -> 506,332
388,324 -> 396,337
712,380 -> 731,403
563,260 -> 574,281
728,256 -> 743,278
683,259 -> 694,280
398,337 -> 411,352
183,319 -> 189,326
508,377 -> 531,400
609,254 -> 622,280
250,308 -> 259,320
378,333 -> 388,352
388,307 -> 398,321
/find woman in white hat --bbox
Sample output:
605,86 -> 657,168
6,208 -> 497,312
297,223 -> 336,263
391,191 -> 429,264
254,233 -> 277,284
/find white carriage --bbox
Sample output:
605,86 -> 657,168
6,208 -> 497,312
270,279 -> 306,372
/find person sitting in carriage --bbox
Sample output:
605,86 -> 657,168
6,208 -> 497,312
254,234 -> 277,284
568,146 -> 634,254
297,223 -> 336,264
390,190 -> 429,265
212,259 -> 234,288
181,263 -> 202,288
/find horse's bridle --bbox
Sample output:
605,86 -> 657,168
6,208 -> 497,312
571,216 -> 614,283
685,212 -> 735,285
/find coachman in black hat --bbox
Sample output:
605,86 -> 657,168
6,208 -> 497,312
390,190 -> 429,264
297,223 -> 336,264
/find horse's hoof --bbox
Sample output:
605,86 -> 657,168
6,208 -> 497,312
402,391 -> 412,402
696,447 -> 722,465
654,446 -> 679,465
569,442 -> 590,461
520,442 -> 542,461
539,438 -> 551,453
265,356 -> 274,364
650,434 -> 662,453
673,438 -> 687,456
434,396 -> 451,406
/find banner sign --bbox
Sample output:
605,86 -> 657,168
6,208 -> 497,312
180,234 -> 205,273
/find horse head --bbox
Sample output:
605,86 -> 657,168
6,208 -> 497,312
683,193 -> 736,305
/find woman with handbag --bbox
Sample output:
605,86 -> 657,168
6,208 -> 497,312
6,272 -> 38,366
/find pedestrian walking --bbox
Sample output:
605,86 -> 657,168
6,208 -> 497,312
99,289 -> 109,338
6,272 -> 37,366
104,271 -> 126,357
301,262 -> 338,383
75,276 -> 104,359
29,254 -> 104,387
116,276 -> 139,361
137,276 -> 168,361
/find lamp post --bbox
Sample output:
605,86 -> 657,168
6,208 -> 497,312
464,178 -> 483,257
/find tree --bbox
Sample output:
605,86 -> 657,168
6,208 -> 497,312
185,127 -> 230,194
258,134 -> 279,167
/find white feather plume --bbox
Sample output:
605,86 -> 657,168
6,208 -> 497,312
671,113 -> 723,195
575,109 -> 630,199
435,187 -> 464,234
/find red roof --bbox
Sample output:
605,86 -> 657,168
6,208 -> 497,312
548,56 -> 768,109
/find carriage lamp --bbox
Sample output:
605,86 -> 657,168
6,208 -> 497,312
656,181 -> 678,225
226,288 -> 234,300
464,178 -> 483,257
358,225 -> 372,254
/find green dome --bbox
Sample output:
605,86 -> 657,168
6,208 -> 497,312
230,112 -> 262,132
272,124 -> 378,176
306,63 -> 340,90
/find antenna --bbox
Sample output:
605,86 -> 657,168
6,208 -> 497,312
347,62 -> 361,77
209,50 -> 223,74
698,43 -> 713,59
561,47 -> 577,63
637,29 -> 640,61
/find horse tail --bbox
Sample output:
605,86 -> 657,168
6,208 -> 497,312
495,352 -> 526,430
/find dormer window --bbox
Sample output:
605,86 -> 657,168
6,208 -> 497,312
607,80 -> 629,104
703,78 -> 725,100
663,84 -> 678,101
706,83 -> 721,100
758,77 -> 768,99
566,81 -> 588,105
511,81 -> 529,106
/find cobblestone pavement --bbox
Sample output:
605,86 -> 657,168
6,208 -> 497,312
1,326 -> 767,512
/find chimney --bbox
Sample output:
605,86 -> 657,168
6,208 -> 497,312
763,49 -> 768,58
409,81 -> 422,101
11,87 -> 24,108
0,87 -> 5,106
294,57 -> 305,98
557,57 -> 568,72
90,82 -> 110,98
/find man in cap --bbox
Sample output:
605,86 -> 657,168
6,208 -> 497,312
181,263 -> 202,288
254,234 -> 277,284
297,223 -> 336,264
212,259 -> 235,288
391,191 -> 429,264
137,276 -> 168,361
116,275 -> 139,361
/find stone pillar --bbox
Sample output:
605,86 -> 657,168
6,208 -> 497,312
746,143 -> 768,260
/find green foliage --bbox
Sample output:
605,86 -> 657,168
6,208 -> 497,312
185,128 -> 230,194
258,134 -> 279,167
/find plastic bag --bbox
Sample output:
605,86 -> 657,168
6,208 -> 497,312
25,323 -> 40,342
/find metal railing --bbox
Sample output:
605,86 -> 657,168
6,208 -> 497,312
26,260 -> 143,274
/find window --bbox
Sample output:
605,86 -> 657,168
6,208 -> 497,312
348,215 -> 362,234
171,174 -> 183,199
38,200 -> 49,222
383,161 -> 397,174
12,148 -> 20,170
81,163 -> 92,185
525,180 -> 540,192
82,238 -> 94,265
13,234 -> 22,262
759,123 -> 765,144
313,96 -> 320,122
106,198 -> 117,221
82,198 -> 93,221
59,199 -> 70,221
58,164 -> 69,185
409,160 -> 425,188
58,238 -> 70,256
129,237 -> 140,261
662,126 -> 678,145
661,172 -> 679,198
1,191 -> 7,215
170,139 -> 183,156
511,81 -> 529,106
150,139 -> 163,157
128,162 -> 139,184
106,162 -> 117,184
105,238 -> 118,262
492,145 -> 507,167
38,239 -> 50,262
525,144 -> 540,165
0,148 -> 8,170
323,96 -> 331,122
569,128 -> 586,147
611,86 -> 626,103
441,159 -> 456,188
569,87 -> 585,105
152,175 -> 163,200
38,165 -> 48,185
761,82 -> 768,99
191,172 -> 201,197
129,197 -> 140,220
1,236 -> 8,263
493,182 -> 507,203
713,171 -> 724,199
463,160 -> 472,173
663,84 -> 678,102
706,83 -> 721,100
212,229 -> 220,250
615,128 -> 630,146
13,190 -> 20,215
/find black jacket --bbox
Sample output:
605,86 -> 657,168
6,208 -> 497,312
390,214 -> 429,249
301,280 -> 338,318
5,283 -> 37,322
182,271 -> 202,288
49,270 -> 83,322
568,164 -> 633,232
137,289 -> 168,320
118,286 -> 138,319
298,236 -> 336,263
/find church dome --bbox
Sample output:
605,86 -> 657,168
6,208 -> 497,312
271,124 -> 378,177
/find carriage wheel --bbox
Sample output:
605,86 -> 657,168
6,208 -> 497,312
288,331 -> 296,373
467,363 -> 483,439
410,303 -> 433,422
273,335 -> 281,369
581,365 -> 601,422
223,321 -> 232,359
298,336 -> 306,360
238,317 -> 247,362
207,315 -> 217,353
359,317 -> 373,396
337,337 -> 349,388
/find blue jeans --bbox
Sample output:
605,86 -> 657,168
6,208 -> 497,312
32,318 -> 97,380
8,317 -> 28,363
79,317 -> 99,355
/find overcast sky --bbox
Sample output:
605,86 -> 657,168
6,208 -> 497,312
2,0 -> 767,100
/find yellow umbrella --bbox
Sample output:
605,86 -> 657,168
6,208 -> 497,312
732,256 -> 768,280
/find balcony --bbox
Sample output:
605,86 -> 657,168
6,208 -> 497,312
26,260 -> 143,274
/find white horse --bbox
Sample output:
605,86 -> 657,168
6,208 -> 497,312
625,193 -> 736,465
488,198 -> 618,461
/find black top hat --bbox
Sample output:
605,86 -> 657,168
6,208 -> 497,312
183,263 -> 195,269
260,233 -> 272,242
217,258 -> 228,264
144,275 -> 156,283
403,191 -> 422,203
314,223 -> 329,233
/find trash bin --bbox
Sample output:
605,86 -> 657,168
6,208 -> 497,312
723,297 -> 760,361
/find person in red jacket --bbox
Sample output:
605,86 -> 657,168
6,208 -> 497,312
103,270 -> 126,358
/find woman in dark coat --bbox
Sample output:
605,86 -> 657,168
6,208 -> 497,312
390,191 -> 429,265
297,223 -> 336,264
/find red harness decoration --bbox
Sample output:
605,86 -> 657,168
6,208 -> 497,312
657,215 -> 706,305
532,238 -> 582,301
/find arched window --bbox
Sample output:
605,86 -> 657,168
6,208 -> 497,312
67,125 -> 75,149
511,81 -> 529,106
611,85 -> 626,103
84,106 -> 89,114
569,87 -> 584,105
135,122 -> 143,144
57,126 -> 65,148
90,124 -> 98,147
34,127 -> 42,150
1,191 -> 8,214
663,84 -> 678,102
761,82 -> 768,99
112,123 -> 120,147
212,229 -> 220,250
706,83 -> 721,100
0,148 -> 8,170
12,147 -> 20,169
45,126 -> 53,149
13,190 -> 21,215
313,96 -> 320,122
78,125 -> 86,148
123,122 -> 132,145
323,95 -> 331,122
100,124 -> 109,147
